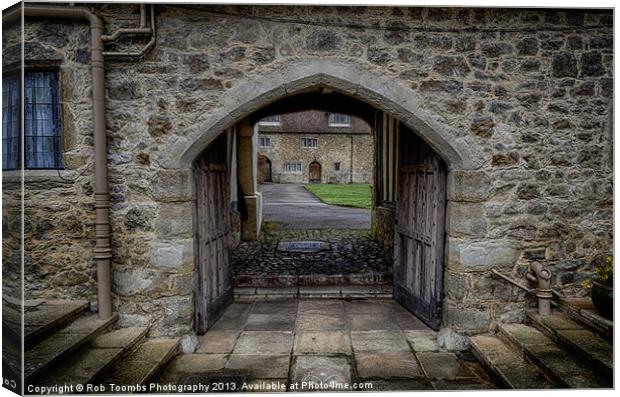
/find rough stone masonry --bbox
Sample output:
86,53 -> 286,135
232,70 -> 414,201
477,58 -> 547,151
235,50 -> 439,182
5,4 -> 613,339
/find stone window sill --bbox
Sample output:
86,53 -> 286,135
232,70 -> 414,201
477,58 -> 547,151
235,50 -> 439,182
2,169 -> 81,182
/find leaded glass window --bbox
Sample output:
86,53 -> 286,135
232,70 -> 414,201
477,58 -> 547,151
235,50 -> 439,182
24,71 -> 63,169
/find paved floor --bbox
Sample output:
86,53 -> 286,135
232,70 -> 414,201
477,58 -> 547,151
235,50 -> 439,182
261,184 -> 371,229
155,299 -> 496,391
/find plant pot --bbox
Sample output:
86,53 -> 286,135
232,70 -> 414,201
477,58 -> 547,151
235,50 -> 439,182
591,281 -> 613,320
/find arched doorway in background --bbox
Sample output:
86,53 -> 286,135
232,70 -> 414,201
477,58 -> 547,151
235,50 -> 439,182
309,161 -> 321,184
257,155 -> 272,184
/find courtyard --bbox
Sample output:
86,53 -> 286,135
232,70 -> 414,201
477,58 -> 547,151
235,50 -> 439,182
154,299 -> 495,391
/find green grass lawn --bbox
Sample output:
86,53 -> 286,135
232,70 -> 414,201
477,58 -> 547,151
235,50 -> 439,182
304,184 -> 372,209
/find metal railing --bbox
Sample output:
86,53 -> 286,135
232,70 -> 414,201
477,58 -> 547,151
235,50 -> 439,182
491,262 -> 563,315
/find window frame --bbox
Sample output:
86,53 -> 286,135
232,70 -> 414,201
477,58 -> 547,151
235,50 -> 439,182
258,136 -> 271,148
301,137 -> 318,148
258,114 -> 281,126
283,161 -> 302,174
328,113 -> 352,127
334,162 -> 341,171
2,67 -> 64,171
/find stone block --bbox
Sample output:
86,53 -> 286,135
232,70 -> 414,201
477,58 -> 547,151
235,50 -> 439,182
444,307 -> 491,332
447,171 -> 491,202
152,169 -> 193,202
167,354 -> 227,373
416,352 -> 474,380
155,203 -> 193,238
151,242 -> 185,269
294,331 -> 351,355
350,331 -> 410,352
196,331 -> 240,354
245,313 -> 296,331
226,354 -> 291,378
355,351 -> 422,379
296,314 -> 345,331
233,331 -> 293,354
446,202 -> 488,237
347,313 -> 400,331
405,330 -> 440,352
290,356 -> 352,391
447,238 -> 518,271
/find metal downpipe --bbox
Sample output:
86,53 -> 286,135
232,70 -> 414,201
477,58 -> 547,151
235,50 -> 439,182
22,5 -> 112,319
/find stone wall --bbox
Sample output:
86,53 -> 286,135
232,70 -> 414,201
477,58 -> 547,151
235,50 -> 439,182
257,132 -> 373,184
18,4 -> 614,337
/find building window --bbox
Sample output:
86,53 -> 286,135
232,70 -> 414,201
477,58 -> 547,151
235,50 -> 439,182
334,162 -> 341,171
258,136 -> 271,147
328,113 -> 351,127
301,137 -> 318,148
283,161 -> 302,173
259,114 -> 281,126
2,71 -> 63,170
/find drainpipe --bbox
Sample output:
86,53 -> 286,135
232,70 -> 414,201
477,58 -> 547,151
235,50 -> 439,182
18,4 -> 112,319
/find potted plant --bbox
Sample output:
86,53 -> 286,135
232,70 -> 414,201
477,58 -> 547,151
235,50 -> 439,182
583,255 -> 613,320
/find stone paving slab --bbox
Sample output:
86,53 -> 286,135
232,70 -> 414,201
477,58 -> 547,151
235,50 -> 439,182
355,351 -> 422,379
416,352 -> 474,380
296,313 -> 346,331
196,331 -> 240,354
290,356 -> 352,391
226,355 -> 291,378
294,331 -> 351,355
347,312 -> 401,331
245,313 -> 296,331
167,354 -> 228,374
351,331 -> 410,352
233,331 -> 294,355
405,330 -> 441,352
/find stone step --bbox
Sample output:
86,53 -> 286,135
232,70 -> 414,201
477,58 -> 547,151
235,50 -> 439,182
25,300 -> 91,347
24,313 -> 118,384
558,297 -> 613,341
100,338 -> 181,387
35,327 -> 149,387
527,310 -> 613,378
470,334 -> 551,389
497,323 -> 611,388
234,285 -> 392,301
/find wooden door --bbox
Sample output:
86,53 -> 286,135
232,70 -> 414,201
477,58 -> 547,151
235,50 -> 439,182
194,134 -> 233,334
309,161 -> 321,183
393,132 -> 446,330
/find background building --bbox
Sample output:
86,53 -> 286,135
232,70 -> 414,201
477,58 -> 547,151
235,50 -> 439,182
257,111 -> 372,184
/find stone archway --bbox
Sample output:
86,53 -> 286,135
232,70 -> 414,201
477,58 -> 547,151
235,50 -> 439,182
163,58 -> 484,171
180,58 -> 488,334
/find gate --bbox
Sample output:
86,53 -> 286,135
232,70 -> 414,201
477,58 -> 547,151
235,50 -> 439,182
194,134 -> 233,334
393,132 -> 447,330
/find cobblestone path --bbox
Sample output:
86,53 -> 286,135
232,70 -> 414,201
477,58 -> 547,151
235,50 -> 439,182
232,229 -> 392,287
155,299 -> 496,391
